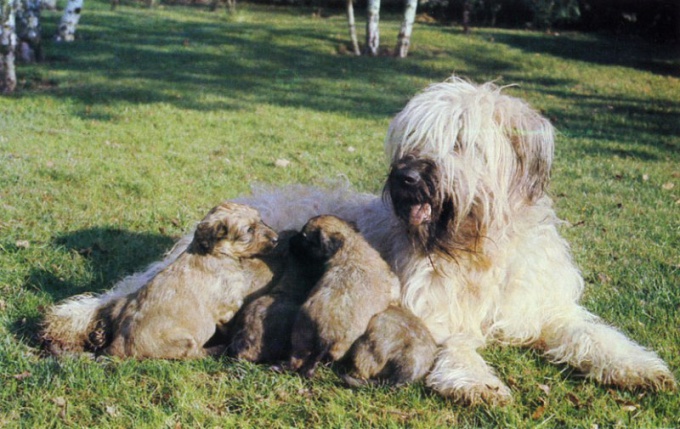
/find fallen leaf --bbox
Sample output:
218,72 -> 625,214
15,240 -> 30,249
52,397 -> 66,407
566,392 -> 581,408
642,174 -> 649,181
621,404 -> 638,412
347,146 -> 356,153
105,405 -> 118,416
597,273 -> 611,284
538,384 -> 551,395
662,182 -> 675,190
0,299 -> 5,311
532,404 -> 546,420
275,159 -> 291,168
13,371 -> 31,381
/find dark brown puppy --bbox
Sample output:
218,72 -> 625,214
89,202 -> 278,359
227,231 -> 323,363
288,215 -> 400,377
341,305 -> 437,387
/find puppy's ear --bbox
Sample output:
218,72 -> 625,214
347,221 -> 360,234
319,231 -> 344,260
194,221 -> 225,254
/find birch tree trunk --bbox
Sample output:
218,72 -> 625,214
346,0 -> 359,55
1,0 -> 17,93
16,0 -> 41,62
55,0 -> 82,42
462,0 -> 471,34
394,0 -> 417,58
364,0 -> 380,56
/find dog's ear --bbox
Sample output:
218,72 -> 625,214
347,221 -> 360,234
319,231 -> 344,260
508,110 -> 554,202
194,221 -> 226,254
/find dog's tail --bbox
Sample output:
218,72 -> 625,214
41,236 -> 191,355
41,293 -> 105,355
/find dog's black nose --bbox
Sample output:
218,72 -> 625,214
396,168 -> 421,186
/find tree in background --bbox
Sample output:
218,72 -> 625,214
365,0 -> 418,58
16,0 -> 42,61
1,0 -> 17,93
346,0 -> 360,55
395,0 -> 417,57
55,0 -> 82,42
210,0 -> 236,14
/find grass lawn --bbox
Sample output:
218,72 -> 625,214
1,0 -> 678,426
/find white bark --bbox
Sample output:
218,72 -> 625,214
1,0 -> 18,93
55,0 -> 82,42
364,0 -> 380,56
346,0 -> 359,55
395,0 -> 417,58
16,0 -> 41,62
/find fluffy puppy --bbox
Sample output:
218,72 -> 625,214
90,202 -> 278,359
227,231 -> 323,363
341,304 -> 437,387
288,215 -> 400,377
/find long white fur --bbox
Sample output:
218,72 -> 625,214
43,76 -> 675,404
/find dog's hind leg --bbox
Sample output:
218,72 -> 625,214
426,334 -> 513,405
540,309 -> 676,391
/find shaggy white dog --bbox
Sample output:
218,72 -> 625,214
43,76 -> 675,404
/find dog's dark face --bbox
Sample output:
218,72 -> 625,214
384,154 -> 480,257
193,202 -> 278,258
290,215 -> 358,264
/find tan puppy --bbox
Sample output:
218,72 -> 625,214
288,215 -> 400,377
90,202 -> 278,359
227,232 -> 324,363
342,305 -> 437,387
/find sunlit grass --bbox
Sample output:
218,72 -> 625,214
0,1 -> 678,426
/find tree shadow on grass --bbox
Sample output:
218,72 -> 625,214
24,6 -> 442,120
479,30 -> 680,78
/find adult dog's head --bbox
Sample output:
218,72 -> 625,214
192,202 -> 278,258
383,77 -> 555,257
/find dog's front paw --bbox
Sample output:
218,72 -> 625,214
437,378 -> 513,406
427,368 -> 513,406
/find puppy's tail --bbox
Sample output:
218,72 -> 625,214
41,235 -> 191,355
41,293 -> 105,355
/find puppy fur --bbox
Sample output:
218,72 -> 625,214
341,304 -> 437,387
227,231 -> 324,363
91,202 -> 278,359
288,215 -> 400,377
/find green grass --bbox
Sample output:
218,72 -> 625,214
1,1 -> 679,426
